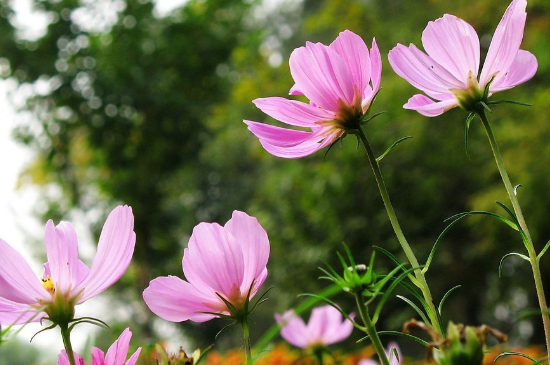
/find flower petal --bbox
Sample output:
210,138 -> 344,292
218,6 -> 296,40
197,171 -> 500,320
388,44 -> 459,100
252,97 -> 336,128
224,211 -> 270,295
359,360 -> 380,365
58,351 -> 85,365
370,38 -> 382,94
0,297 -> 44,325
75,205 -> 136,303
143,276 -> 218,322
183,222 -> 244,299
44,220 -> 80,295
490,50 -> 537,92
104,328 -> 132,365
290,41 -> 354,111
0,238 -> 48,304
404,94 -> 459,117
91,348 -> 105,365
330,30 -> 372,94
275,310 -> 311,348
422,14 -> 480,84
125,348 -> 142,365
479,0 -> 527,86
244,120 -> 313,148
256,131 -> 338,159
386,342 -> 402,365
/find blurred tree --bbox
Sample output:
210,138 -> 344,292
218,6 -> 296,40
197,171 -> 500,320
0,0 -> 550,359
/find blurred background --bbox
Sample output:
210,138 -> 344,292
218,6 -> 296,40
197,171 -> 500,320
0,0 -> 549,363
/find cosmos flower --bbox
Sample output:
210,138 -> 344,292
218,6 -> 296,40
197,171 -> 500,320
0,206 -> 136,326
143,211 -> 269,322
274,305 -> 354,348
57,328 -> 141,365
244,30 -> 381,158
388,0 -> 537,116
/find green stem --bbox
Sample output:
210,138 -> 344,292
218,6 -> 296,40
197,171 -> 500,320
354,289 -> 390,365
60,324 -> 76,365
241,319 -> 252,365
313,348 -> 325,365
478,110 -> 550,361
356,127 -> 442,335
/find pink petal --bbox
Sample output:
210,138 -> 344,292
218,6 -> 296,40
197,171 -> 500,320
58,351 -> 85,365
404,94 -> 459,117
388,44 -> 459,100
0,238 -> 48,304
386,342 -> 402,365
370,38 -> 382,94
289,41 -> 354,111
143,276 -> 218,322
422,14 -> 480,84
307,305 -> 352,345
359,360 -> 380,365
0,297 -> 44,325
288,84 -> 303,95
275,311 -> 310,348
224,211 -> 270,295
479,0 -> 527,87
490,50 -> 537,92
330,30 -> 372,95
91,348 -> 105,365
125,348 -> 142,365
44,220 -> 80,295
183,222 -> 244,298
75,205 -> 136,303
244,120 -> 314,147
104,328 -> 133,365
256,130 -> 339,159
252,97 -> 335,128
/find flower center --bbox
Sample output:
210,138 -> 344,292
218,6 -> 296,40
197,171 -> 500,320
450,70 -> 485,112
41,276 -> 55,294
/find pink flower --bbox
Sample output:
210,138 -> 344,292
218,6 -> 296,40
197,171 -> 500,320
274,305 -> 354,348
244,30 -> 382,158
0,206 -> 136,326
359,342 -> 401,365
388,0 -> 537,117
57,328 -> 141,365
143,211 -> 270,323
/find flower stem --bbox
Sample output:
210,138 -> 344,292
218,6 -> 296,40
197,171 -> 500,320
478,110 -> 550,361
354,289 -> 390,365
356,126 -> 442,335
241,319 -> 252,365
313,348 -> 325,365
60,324 -> 77,365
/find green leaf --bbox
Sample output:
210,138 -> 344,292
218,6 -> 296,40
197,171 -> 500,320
357,331 -> 430,347
537,239 -> 550,261
438,285 -> 461,315
498,252 -> 530,278
487,100 -> 532,107
373,245 -> 420,287
493,351 -> 543,365
372,266 -> 418,324
376,136 -> 412,163
397,295 -> 430,325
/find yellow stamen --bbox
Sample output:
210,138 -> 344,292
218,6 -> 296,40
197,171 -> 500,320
41,276 -> 55,294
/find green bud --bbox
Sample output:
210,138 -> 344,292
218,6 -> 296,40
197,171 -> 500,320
155,345 -> 200,365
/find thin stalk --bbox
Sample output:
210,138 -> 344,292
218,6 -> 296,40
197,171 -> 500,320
313,348 -> 325,365
354,289 -> 390,365
241,319 -> 252,365
478,110 -> 550,361
356,126 -> 442,335
60,324 -> 76,365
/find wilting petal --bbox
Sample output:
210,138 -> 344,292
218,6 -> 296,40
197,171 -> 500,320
275,311 -> 311,348
183,222 -> 244,298
0,238 -> 48,304
0,297 -> 43,325
290,41 -> 354,111
143,276 -> 218,322
490,50 -> 537,92
58,351 -> 85,365
479,0 -> 527,86
244,120 -> 314,147
370,38 -> 382,94
252,97 -> 336,128
422,14 -> 480,84
75,205 -> 136,302
44,220 -> 80,295
330,30 -> 372,94
224,211 -> 270,294
404,94 -> 459,117
388,44 -> 460,100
